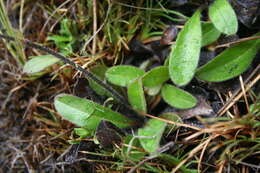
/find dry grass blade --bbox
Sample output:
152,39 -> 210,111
218,73 -> 260,116
19,0 -> 25,32
171,135 -> 218,173
141,112 -> 202,131
215,36 -> 260,49
239,75 -> 250,111
0,0 -> 26,65
0,34 -> 133,107
38,0 -> 73,41
128,142 -> 175,173
92,0 -> 97,55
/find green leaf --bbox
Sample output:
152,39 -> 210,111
88,65 -> 110,96
146,85 -> 162,96
164,44 -> 175,67
169,10 -> 201,86
127,79 -> 147,113
68,140 -> 80,144
47,35 -> 72,42
74,128 -> 91,138
164,56 -> 170,66
201,22 -> 221,46
161,84 -> 197,109
54,94 -> 95,127
142,66 -> 169,88
105,65 -> 145,87
196,38 -> 260,82
54,94 -> 134,129
209,0 -> 238,35
161,113 -> 182,132
138,118 -> 167,154
47,19 -> 78,55
23,55 -> 60,74
250,103 -> 260,116
121,135 -> 146,162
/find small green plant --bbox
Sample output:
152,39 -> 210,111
23,18 -> 81,75
100,0 -> 188,62
47,3 -> 260,171
47,18 -> 80,56
20,0 -> 257,152
52,0 -> 259,156
0,0 -> 259,171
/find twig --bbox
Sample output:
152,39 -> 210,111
218,73 -> 260,116
198,135 -> 212,172
0,33 -> 145,122
141,112 -> 201,131
49,0 -> 78,33
0,81 -> 30,113
171,135 -> 217,173
8,143 -> 35,173
23,83 -> 40,119
115,1 -> 188,20
0,34 -> 127,103
217,65 -> 260,116
92,0 -> 97,55
232,160 -> 260,169
81,0 -> 111,53
215,36 -> 260,49
22,5 -> 37,31
38,0 -> 72,41
239,76 -> 249,111
19,0 -> 25,32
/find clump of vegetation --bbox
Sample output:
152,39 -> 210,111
0,0 -> 259,172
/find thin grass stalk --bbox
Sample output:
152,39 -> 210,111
0,0 -> 25,66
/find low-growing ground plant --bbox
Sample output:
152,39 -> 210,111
0,0 -> 259,172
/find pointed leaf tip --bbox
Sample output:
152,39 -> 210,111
169,10 -> 202,86
209,0 -> 238,35
196,38 -> 260,82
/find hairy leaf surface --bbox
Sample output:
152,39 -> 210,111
169,10 -> 201,86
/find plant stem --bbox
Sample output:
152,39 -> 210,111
0,33 -> 145,123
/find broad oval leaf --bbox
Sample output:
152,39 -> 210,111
209,0 -> 238,35
54,94 -> 95,127
137,113 -> 181,154
23,55 -> 60,74
105,65 -> 145,87
127,79 -> 147,113
196,38 -> 260,82
161,84 -> 197,109
169,10 -> 201,86
137,118 -> 167,154
54,94 -> 134,129
142,66 -> 169,88
201,22 -> 221,47
55,95 -> 101,133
